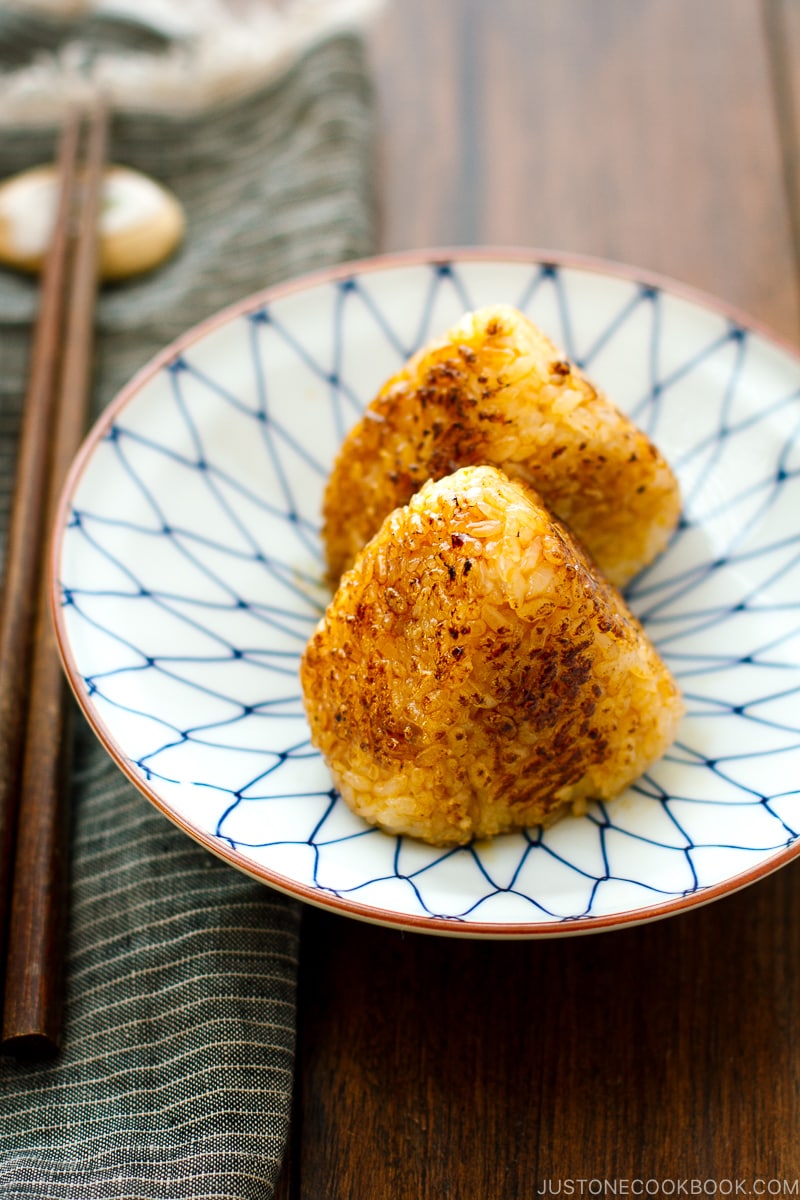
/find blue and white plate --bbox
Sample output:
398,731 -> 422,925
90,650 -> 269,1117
52,249 -> 800,936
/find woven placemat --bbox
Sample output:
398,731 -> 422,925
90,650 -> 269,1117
0,13 -> 375,1197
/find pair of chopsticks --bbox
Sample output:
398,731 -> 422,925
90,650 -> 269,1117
0,99 -> 108,1059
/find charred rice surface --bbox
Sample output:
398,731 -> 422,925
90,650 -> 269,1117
323,304 -> 680,588
303,465 -> 684,846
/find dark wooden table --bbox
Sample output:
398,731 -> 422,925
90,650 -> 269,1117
278,1 -> 800,1194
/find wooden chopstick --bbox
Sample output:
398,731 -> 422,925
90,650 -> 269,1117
0,110 -> 81,1009
0,98 -> 108,1058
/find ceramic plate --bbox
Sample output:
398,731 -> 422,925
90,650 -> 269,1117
53,249 -> 800,937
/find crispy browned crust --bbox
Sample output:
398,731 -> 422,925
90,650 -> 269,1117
303,466 -> 684,846
322,305 -> 680,588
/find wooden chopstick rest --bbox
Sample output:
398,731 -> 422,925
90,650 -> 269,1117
0,162 -> 185,281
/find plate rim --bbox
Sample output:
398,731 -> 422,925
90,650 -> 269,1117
50,244 -> 800,939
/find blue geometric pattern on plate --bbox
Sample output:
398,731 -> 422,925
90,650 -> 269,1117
55,254 -> 800,934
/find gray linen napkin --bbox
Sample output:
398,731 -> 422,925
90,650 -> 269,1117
0,15 -> 375,1197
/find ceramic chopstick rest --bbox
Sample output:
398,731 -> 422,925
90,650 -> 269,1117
0,163 -> 185,281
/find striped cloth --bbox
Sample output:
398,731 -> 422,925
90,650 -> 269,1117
0,15 -> 375,1198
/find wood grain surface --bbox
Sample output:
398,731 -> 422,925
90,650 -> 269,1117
278,1 -> 800,1195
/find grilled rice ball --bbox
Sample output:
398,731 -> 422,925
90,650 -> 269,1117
323,304 -> 680,588
302,465 -> 684,847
